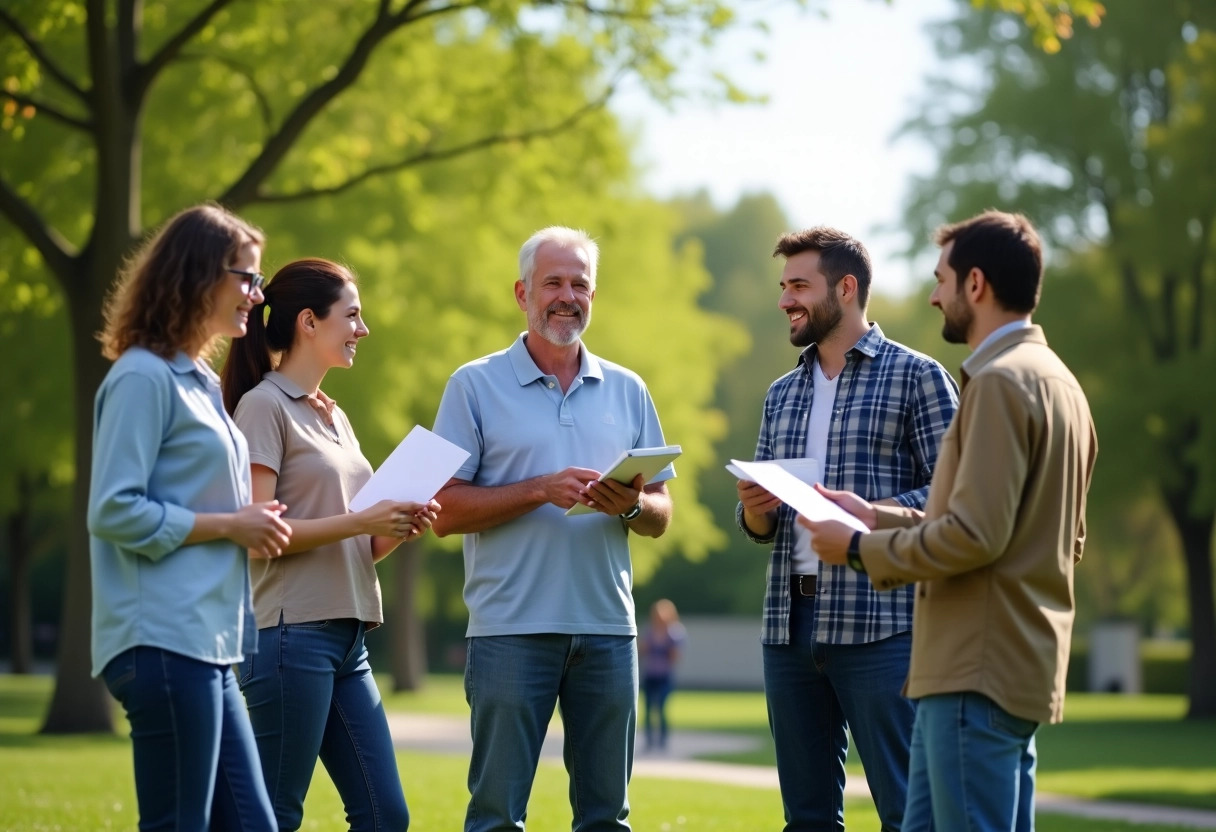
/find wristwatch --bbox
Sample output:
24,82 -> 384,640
846,530 -> 866,574
620,500 -> 643,521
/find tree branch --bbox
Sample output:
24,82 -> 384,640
0,7 -> 88,102
137,0 -> 236,98
219,0 -> 479,208
249,87 -> 615,204
176,51 -> 274,135
1118,260 -> 1169,360
0,176 -> 76,280
0,90 -> 92,131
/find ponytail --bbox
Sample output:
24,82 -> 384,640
221,299 -> 274,415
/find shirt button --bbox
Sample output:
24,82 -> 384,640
547,381 -> 555,389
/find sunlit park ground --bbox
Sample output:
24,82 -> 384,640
2,674 -> 1213,831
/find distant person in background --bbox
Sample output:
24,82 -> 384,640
802,211 -> 1097,832
88,203 -> 288,831
222,258 -> 439,832
639,599 -> 687,751
736,227 -> 958,831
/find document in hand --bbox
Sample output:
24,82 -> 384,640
565,445 -> 682,517
726,458 -> 869,533
349,426 -> 471,512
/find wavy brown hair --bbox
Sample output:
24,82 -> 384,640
98,203 -> 265,361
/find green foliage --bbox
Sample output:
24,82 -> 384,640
897,1 -> 1216,704
978,0 -> 1105,53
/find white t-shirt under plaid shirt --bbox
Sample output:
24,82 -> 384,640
736,325 -> 960,645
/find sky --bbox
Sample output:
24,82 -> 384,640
613,0 -> 958,296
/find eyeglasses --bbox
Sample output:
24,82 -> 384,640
226,268 -> 266,294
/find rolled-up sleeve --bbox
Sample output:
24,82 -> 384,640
736,397 -> 777,544
88,373 -> 195,559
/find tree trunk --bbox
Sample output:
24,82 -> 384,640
390,540 -> 427,692
41,276 -> 114,734
1174,508 -> 1216,719
7,471 -> 34,675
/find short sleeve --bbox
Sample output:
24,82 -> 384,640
432,375 -> 483,481
234,388 -> 287,475
634,382 -> 674,483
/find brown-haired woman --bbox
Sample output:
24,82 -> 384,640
88,203 -> 290,831
221,258 -> 437,831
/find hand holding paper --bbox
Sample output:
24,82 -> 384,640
726,459 -> 870,533
349,426 -> 471,513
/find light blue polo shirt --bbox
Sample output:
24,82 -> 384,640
432,333 -> 675,637
88,347 -> 257,676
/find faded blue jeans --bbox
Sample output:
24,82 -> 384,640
464,634 -> 638,832
902,693 -> 1039,832
762,592 -> 918,831
102,646 -> 276,832
238,618 -> 408,831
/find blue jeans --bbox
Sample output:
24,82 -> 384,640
238,618 -> 408,831
762,593 -> 917,831
464,634 -> 638,832
902,693 -> 1038,832
101,646 -> 276,832
641,674 -> 674,749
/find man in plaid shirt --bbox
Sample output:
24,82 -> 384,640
737,227 -> 958,831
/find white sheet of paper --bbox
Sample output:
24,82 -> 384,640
349,426 -> 471,512
727,458 -> 869,533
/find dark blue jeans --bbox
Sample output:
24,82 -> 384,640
238,618 -> 408,831
102,646 -> 276,832
762,592 -> 918,831
464,634 -> 638,832
641,674 -> 674,749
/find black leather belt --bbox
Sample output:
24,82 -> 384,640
791,574 -> 817,598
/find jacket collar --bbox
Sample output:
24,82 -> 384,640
960,324 -> 1048,386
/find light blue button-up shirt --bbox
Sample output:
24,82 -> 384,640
433,334 -> 674,638
88,347 -> 257,676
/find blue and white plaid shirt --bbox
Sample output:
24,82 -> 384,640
737,325 -> 959,645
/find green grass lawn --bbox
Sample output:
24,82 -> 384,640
1,674 -> 1212,831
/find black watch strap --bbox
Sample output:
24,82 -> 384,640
846,530 -> 866,574
620,500 -> 643,521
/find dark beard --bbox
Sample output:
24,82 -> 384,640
790,296 -> 843,348
940,298 -> 973,345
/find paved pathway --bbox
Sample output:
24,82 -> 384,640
387,713 -> 1216,829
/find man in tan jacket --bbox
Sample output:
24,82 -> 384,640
802,210 -> 1097,832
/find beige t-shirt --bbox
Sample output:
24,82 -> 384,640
234,372 -> 382,630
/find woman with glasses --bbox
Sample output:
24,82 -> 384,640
221,258 -> 438,832
89,203 -> 291,831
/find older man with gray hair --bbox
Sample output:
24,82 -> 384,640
432,226 -> 675,832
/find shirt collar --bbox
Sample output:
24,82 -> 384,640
798,322 -> 886,372
507,332 -> 603,386
970,319 -> 1033,360
167,351 -> 218,383
263,370 -> 309,399
961,322 -> 1046,384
